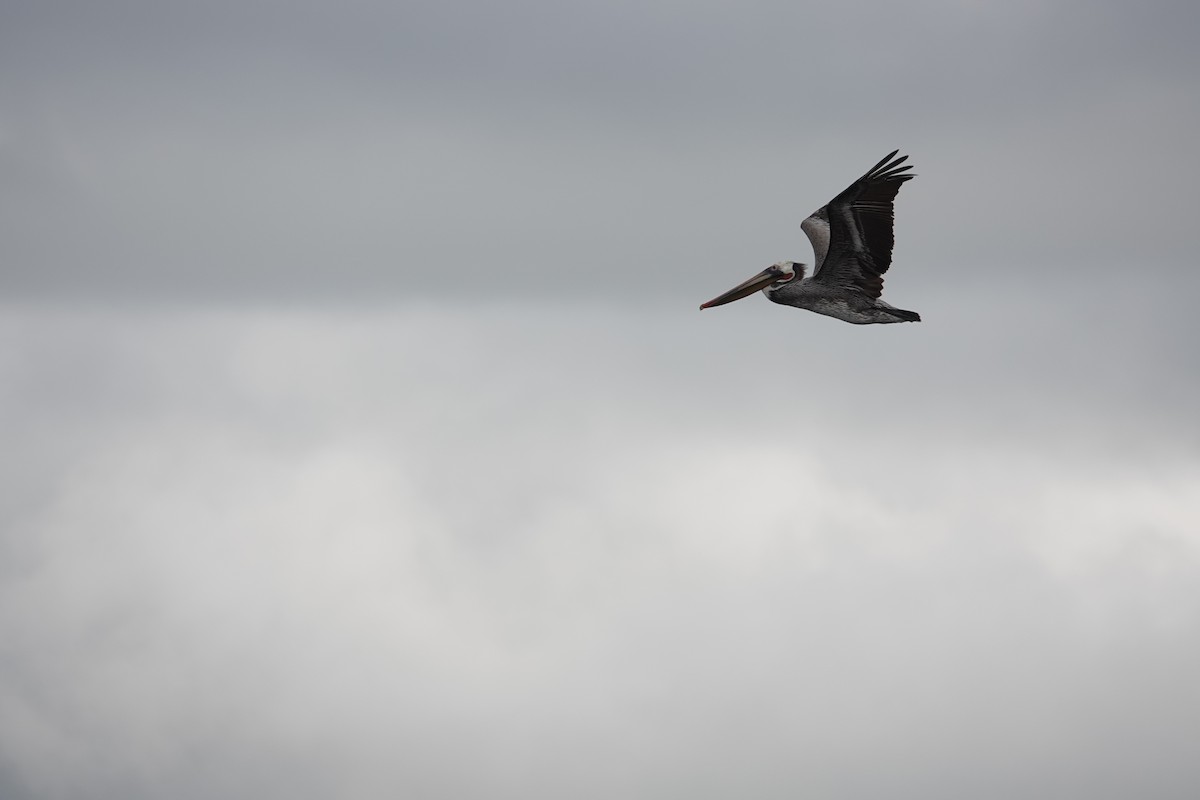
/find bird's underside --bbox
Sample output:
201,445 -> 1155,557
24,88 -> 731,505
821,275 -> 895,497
768,282 -> 921,325
700,150 -> 920,324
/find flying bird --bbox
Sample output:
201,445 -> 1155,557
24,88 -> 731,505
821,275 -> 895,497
700,150 -> 920,324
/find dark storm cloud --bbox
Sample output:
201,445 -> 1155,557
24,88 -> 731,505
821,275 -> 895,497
2,0 -> 1198,301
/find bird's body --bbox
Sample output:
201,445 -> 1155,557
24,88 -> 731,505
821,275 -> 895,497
765,273 -> 921,324
700,150 -> 920,324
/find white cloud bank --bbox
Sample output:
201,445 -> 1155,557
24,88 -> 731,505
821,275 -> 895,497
1,302 -> 1198,799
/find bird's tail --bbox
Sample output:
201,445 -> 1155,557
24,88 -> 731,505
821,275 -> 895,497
890,308 -> 921,322
875,300 -> 921,322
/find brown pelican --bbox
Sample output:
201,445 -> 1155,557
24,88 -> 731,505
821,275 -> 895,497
700,150 -> 920,324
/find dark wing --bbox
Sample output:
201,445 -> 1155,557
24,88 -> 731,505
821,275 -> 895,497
805,150 -> 914,299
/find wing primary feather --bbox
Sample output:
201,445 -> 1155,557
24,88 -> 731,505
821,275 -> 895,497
864,150 -> 901,175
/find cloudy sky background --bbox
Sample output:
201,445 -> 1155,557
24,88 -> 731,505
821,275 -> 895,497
3,1 -> 1200,797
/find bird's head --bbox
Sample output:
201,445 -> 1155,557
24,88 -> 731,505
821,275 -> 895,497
699,262 -> 804,309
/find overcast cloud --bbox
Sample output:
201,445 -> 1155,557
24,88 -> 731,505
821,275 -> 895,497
2,1 -> 1199,798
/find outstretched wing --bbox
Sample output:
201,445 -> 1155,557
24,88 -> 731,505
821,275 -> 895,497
802,150 -> 914,299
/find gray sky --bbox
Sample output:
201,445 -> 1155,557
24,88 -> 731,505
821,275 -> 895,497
2,1 -> 1200,798
3,0 -> 1198,300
